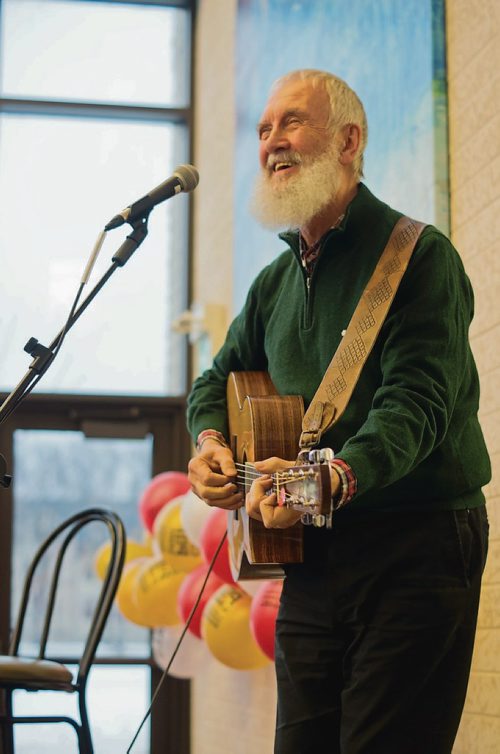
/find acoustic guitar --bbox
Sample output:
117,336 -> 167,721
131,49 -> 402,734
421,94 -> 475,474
226,371 -> 333,581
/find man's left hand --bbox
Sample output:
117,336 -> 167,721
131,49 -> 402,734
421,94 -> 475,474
246,457 -> 303,529
246,456 -> 342,528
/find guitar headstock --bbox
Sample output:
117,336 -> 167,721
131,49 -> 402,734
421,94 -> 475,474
273,448 -> 334,528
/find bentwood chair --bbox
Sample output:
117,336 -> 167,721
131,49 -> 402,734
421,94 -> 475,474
0,508 -> 126,753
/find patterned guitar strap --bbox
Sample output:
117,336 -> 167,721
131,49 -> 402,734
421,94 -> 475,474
299,215 -> 427,452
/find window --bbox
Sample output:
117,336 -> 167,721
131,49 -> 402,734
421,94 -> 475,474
11,429 -> 153,752
0,0 -> 193,396
0,2 -> 193,752
0,394 -> 192,754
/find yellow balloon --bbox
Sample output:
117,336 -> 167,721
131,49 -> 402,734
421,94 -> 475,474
201,584 -> 270,670
133,556 -> 186,628
153,501 -> 203,573
95,538 -> 152,580
115,558 -> 151,627
142,532 -> 154,554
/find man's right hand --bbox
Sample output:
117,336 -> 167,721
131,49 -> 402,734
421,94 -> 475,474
187,439 -> 244,510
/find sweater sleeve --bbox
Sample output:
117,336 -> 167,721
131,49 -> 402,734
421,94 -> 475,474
335,229 -> 477,498
186,272 -> 268,443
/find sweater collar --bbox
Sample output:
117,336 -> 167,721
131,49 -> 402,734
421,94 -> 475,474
278,183 -> 392,254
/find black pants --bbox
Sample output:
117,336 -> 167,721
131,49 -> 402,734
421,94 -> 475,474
274,506 -> 488,754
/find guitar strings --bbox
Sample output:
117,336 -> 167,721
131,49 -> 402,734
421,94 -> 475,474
233,463 -> 309,484
231,475 -> 295,501
231,462 -> 317,506
233,462 -> 299,478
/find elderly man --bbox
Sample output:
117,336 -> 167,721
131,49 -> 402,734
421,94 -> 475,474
187,70 -> 490,754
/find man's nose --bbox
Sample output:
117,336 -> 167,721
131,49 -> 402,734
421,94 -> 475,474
264,126 -> 290,153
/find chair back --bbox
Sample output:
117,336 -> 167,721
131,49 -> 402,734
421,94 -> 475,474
9,508 -> 126,685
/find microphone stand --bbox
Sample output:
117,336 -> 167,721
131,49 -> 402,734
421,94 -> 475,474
0,215 -> 150,488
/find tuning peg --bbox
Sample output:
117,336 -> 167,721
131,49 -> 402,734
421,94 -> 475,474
297,449 -> 310,465
308,449 -> 323,464
301,513 -> 313,526
306,447 -> 335,464
319,448 -> 334,462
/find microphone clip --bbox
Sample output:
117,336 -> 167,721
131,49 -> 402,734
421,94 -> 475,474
24,338 -> 55,373
111,214 -> 150,267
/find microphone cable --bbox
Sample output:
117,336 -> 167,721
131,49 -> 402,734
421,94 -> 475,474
126,528 -> 228,753
0,230 -> 106,426
0,280 -> 85,426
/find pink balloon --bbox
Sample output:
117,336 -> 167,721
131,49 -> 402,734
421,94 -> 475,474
199,508 -> 235,585
249,580 -> 283,660
177,564 -> 224,638
138,472 -> 191,532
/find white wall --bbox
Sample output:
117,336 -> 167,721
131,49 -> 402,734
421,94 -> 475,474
448,1 -> 500,750
190,1 -> 500,751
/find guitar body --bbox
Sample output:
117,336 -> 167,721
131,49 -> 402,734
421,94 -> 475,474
227,371 -> 305,580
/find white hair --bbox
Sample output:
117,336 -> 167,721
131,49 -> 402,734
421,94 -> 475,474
271,69 -> 368,179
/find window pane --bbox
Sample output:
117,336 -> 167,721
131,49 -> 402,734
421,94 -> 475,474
0,0 -> 190,107
13,665 -> 150,753
12,429 -> 153,658
0,114 -> 188,395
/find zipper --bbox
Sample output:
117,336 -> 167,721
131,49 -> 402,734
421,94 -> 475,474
295,228 -> 338,329
298,253 -> 312,328
304,270 -> 313,328
302,223 -> 344,327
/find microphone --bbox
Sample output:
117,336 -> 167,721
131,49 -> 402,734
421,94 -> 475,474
104,164 -> 199,231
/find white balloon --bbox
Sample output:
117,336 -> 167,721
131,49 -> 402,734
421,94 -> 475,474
152,625 -> 212,679
180,490 -> 213,547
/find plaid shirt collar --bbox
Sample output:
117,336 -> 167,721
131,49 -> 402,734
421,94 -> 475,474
299,215 -> 345,275
299,233 -> 323,274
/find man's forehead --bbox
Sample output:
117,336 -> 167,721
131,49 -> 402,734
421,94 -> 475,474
261,79 -> 329,119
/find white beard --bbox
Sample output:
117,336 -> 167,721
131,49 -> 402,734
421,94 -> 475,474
250,143 -> 342,231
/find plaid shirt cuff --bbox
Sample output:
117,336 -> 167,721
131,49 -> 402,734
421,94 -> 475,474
196,429 -> 229,452
330,458 -> 357,509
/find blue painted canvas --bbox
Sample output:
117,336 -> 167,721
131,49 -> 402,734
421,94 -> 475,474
234,0 -> 448,309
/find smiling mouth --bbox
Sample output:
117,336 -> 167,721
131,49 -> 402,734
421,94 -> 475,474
270,161 -> 300,176
267,152 -> 302,177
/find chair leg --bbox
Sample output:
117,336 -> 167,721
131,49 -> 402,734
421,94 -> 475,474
77,693 -> 93,754
0,690 -> 15,754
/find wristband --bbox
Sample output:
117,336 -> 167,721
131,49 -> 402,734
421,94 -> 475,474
330,459 -> 357,509
196,429 -> 229,453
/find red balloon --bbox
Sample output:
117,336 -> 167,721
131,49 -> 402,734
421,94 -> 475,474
249,580 -> 283,660
199,508 -> 235,585
177,564 -> 224,638
139,472 -> 191,532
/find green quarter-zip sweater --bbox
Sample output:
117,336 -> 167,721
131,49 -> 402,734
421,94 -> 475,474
187,184 -> 491,514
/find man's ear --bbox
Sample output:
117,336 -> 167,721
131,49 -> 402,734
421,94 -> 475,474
338,124 -> 361,167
